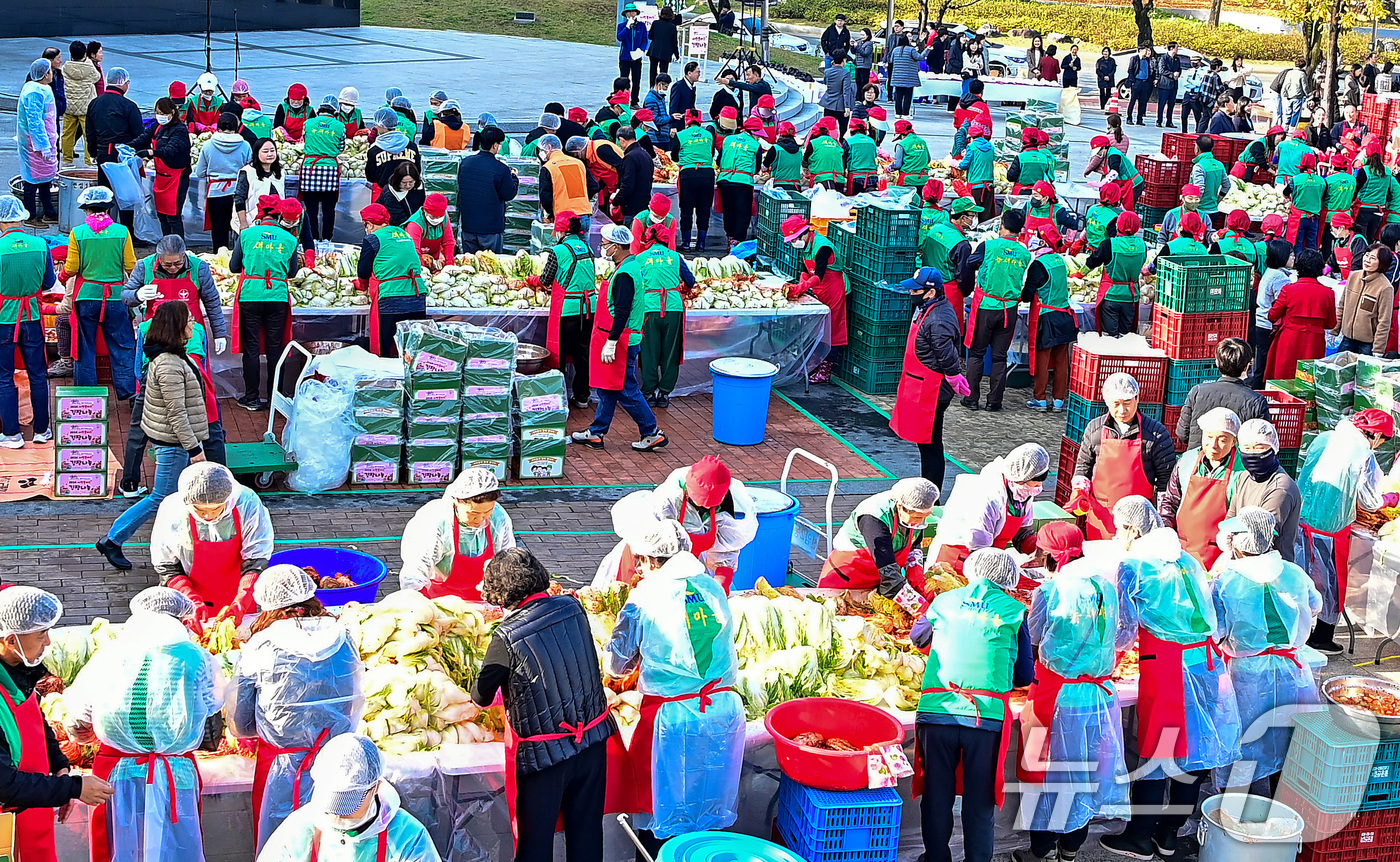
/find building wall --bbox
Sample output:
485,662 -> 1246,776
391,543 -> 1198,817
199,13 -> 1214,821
10,0 -> 359,37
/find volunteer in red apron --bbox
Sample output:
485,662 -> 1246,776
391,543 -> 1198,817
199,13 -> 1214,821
1088,134 -> 1143,211
1161,406 -> 1243,569
471,548 -> 615,862
1087,209 -> 1147,336
1283,151 -> 1326,250
603,521 -> 744,858
1328,211 -> 1368,279
782,214 -> 848,379
0,587 -> 113,862
1018,523 -> 1135,862
1022,226 -> 1077,412
65,184 -> 137,398
228,210 -> 298,408
1068,372 -> 1176,540
1017,182 -> 1081,248
405,193 -> 456,272
0,195 -> 56,450
229,564 -> 362,855
355,203 -> 426,358
819,478 -> 941,596
274,83 -> 312,142
527,210 -> 595,408
335,87 -> 365,139
258,733 -> 440,861
910,548 -> 1034,862
920,178 -> 950,232
62,596 -> 217,862
399,468 -> 518,601
646,457 -> 759,590
932,443 -> 1047,572
890,267 -> 971,490
130,96 -> 193,238
1102,527 -> 1240,861
150,461 -> 274,624
1297,408 -> 1399,654
184,73 -> 225,134
961,209 -> 1030,410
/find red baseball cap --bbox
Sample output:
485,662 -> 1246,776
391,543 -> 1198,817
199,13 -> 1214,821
1300,152 -> 1318,170
360,204 -> 391,225
554,210 -> 577,232
1266,125 -> 1287,137
758,94 -> 776,109
1179,210 -> 1207,241
1036,521 -> 1083,568
922,179 -> 944,202
895,119 -> 914,134
1261,213 -> 1285,237
424,193 -> 449,217
608,90 -> 630,105
288,83 -> 308,100
780,214 -> 811,242
169,81 -> 188,100
633,108 -> 655,122
568,107 -> 588,123
743,116 -> 764,131
1355,408 -> 1396,437
1116,211 -> 1142,234
686,456 -> 732,507
849,118 -> 866,132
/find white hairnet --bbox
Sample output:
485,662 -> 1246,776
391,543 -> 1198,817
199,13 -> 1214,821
964,547 -> 1021,589
537,134 -> 561,153
0,196 -> 30,223
1198,406 -> 1242,436
440,99 -> 461,113
1101,372 -> 1140,401
632,519 -> 692,558
28,59 -> 50,82
1238,418 -> 1279,452
1112,495 -> 1163,537
310,733 -> 383,815
565,135 -> 588,154
338,86 -> 359,106
77,186 -> 114,208
1003,443 -> 1051,482
374,107 -> 398,129
1223,506 -> 1276,555
130,586 -> 197,619
0,587 -> 62,636
446,467 -> 499,500
539,112 -> 562,130
196,72 -> 218,92
892,477 -> 939,511
602,224 -> 633,245
254,565 -> 318,612
180,461 -> 236,508
107,67 -> 130,87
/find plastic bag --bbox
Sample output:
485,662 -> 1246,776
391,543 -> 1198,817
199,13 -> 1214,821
284,376 -> 354,493
100,152 -> 144,210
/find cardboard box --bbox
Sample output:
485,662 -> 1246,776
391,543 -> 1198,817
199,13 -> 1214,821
408,415 -> 460,439
352,379 -> 404,412
353,410 -> 403,436
519,425 -> 567,448
406,439 -> 458,484
54,472 -> 107,498
461,456 -> 508,481
55,422 -> 106,447
55,448 -> 107,473
54,386 -> 109,422
515,445 -> 565,479
350,460 -> 400,484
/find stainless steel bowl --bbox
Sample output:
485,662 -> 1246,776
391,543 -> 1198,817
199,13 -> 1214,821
516,343 -> 550,376
1323,675 -> 1400,739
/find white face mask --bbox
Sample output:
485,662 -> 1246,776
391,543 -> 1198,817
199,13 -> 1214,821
10,635 -> 44,668
1008,480 -> 1041,502
425,215 -> 444,226
290,100 -> 305,109
156,114 -> 172,126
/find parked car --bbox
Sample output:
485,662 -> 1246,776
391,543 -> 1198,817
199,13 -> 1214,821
1111,45 -> 1263,102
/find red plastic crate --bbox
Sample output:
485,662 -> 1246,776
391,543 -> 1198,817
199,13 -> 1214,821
1136,153 -> 1185,189
1139,185 -> 1184,209
1150,307 -> 1250,360
1301,845 -> 1400,862
1281,785 -> 1400,857
1161,132 -> 1198,161
1068,344 -> 1169,404
1210,134 -> 1248,166
96,354 -> 111,385
1163,404 -> 1185,450
1055,436 -> 1078,507
1261,388 -> 1307,448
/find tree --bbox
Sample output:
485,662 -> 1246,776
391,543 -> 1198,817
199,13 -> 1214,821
933,0 -> 983,26
1209,0 -> 1222,26
1268,0 -> 1383,81
1132,0 -> 1154,47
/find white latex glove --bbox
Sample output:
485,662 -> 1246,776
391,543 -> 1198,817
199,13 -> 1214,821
214,337 -> 227,355
601,339 -> 618,364
136,283 -> 160,302
1071,475 -> 1091,491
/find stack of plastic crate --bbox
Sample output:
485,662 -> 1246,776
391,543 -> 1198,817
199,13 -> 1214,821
755,187 -> 810,280
500,156 -> 540,252
832,201 -> 922,395
1149,256 -> 1252,366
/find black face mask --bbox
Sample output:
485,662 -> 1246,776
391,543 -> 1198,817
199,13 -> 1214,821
1240,450 -> 1280,481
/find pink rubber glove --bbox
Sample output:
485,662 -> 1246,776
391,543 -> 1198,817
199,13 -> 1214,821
1383,493 -> 1399,509
947,374 -> 971,397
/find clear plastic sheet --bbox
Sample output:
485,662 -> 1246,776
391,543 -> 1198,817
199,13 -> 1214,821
134,174 -> 375,245
283,376 -> 354,494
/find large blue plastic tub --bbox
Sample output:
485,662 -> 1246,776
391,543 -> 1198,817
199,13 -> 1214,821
711,357 -> 779,446
268,547 -> 389,607
734,488 -> 799,590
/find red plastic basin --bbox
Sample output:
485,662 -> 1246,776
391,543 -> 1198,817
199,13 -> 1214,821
764,697 -> 906,791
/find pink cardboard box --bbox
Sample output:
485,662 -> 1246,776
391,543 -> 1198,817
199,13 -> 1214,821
56,423 -> 106,447
55,472 -> 107,498
55,448 -> 107,473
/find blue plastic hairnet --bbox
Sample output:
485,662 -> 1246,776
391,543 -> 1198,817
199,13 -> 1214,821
321,95 -> 340,111
28,59 -> 50,82
374,107 -> 399,130
539,112 -> 562,130
564,135 -> 588,153
430,89 -> 448,102
384,87 -> 402,102
390,96 -> 412,109
107,67 -> 130,87
0,196 -> 30,222
537,134 -> 561,153
477,111 -> 498,129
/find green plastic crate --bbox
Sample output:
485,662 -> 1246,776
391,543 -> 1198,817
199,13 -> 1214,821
838,343 -> 902,395
844,234 -> 920,286
1136,203 -> 1170,231
1155,255 -> 1253,313
847,317 -> 908,352
848,280 -> 918,326
757,187 -> 811,233
855,200 -> 921,250
1165,359 -> 1218,405
1278,447 -> 1299,476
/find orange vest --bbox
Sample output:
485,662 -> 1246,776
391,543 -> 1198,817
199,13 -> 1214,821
430,120 -> 469,151
544,151 -> 592,217
584,139 -> 624,184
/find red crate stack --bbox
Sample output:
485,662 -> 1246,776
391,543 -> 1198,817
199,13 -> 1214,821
1136,153 -> 1185,208
1068,344 -> 1170,403
1160,132 -> 1197,162
1150,307 -> 1250,360
1209,134 -> 1248,167
1261,388 -> 1307,448
1055,437 -> 1079,507
1362,92 -> 1392,137
1163,405 -> 1185,450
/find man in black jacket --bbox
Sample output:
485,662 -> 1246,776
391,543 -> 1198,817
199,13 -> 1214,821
455,126 -> 520,253
1125,46 -> 1156,125
86,66 -> 145,231
730,65 -> 774,116
612,125 -> 654,223
1072,372 -> 1178,520
820,15 -> 852,64
669,61 -> 700,129
1155,42 -> 1182,127
1175,337 -> 1270,449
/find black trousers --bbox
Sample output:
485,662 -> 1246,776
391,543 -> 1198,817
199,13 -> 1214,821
1128,80 -> 1153,122
560,313 -> 592,403
1030,825 -> 1091,857
22,180 -> 56,220
824,108 -> 849,136
648,57 -> 670,87
1099,299 -> 1138,337
1180,97 -> 1206,133
678,168 -> 715,236
515,739 -> 607,862
1099,85 -> 1113,109
1245,324 -> 1273,389
157,171 -> 191,239
965,307 -> 1015,408
640,311 -> 683,395
207,196 -> 236,252
619,58 -> 643,105
894,86 -> 914,116
1357,207 -> 1383,243
1120,771 -> 1207,843
717,180 -> 752,242
855,68 -> 871,93
1156,82 -> 1178,123
302,190 -> 339,241
916,386 -> 955,490
374,294 -> 429,358
918,722 -> 999,862
238,300 -> 290,399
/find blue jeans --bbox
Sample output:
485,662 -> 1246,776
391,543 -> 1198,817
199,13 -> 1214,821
1340,336 -> 1375,356
1293,214 -> 1319,252
0,320 -> 50,437
107,445 -> 189,546
75,299 -> 137,399
589,343 -> 658,437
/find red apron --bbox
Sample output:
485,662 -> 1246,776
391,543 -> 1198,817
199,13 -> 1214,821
1284,206 -> 1318,249
1016,664 -> 1112,783
1083,432 -> 1154,540
588,278 -> 636,391
890,304 -> 946,444
1302,521 -> 1353,621
1136,628 -> 1223,761
1334,236 -> 1358,281
89,745 -> 202,862
310,826 -> 387,862
365,274 -> 419,356
801,259 -> 848,347
1176,449 -> 1237,569
68,276 -> 122,359
1115,178 -> 1137,213
202,180 -> 237,232
0,684 -> 57,862
229,273 -> 295,355
818,524 -> 914,590
146,276 -> 207,326
1026,285 -> 1072,376
251,727 -> 331,847
282,115 -> 307,143
687,510 -> 720,556
424,520 -> 492,602
153,157 -> 184,218
186,508 -> 244,616
607,679 -> 731,818
934,492 -> 1034,572
1019,207 -> 1057,248
963,283 -> 1015,350
911,684 -> 1016,807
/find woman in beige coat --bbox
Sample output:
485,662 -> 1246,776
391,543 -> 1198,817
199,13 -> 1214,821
1335,243 -> 1396,356
97,301 -> 209,571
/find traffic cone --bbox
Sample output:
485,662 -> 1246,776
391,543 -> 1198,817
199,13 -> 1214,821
1107,92 -> 1121,115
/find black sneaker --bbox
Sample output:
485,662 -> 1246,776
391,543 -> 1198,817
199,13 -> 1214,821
237,395 -> 262,411
644,391 -> 660,407
569,398 -> 592,411
655,393 -> 670,408
1153,832 -> 1178,859
1307,638 -> 1345,655
257,399 -> 272,411
96,538 -> 132,571
1099,832 -> 1155,861
987,403 -> 1003,412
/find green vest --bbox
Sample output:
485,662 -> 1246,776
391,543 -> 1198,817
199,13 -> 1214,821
677,126 -> 715,171
1276,139 -> 1309,180
1108,147 -> 1140,185
805,232 -> 843,273
520,137 -> 540,159
608,255 -> 647,346
237,224 -> 296,303
1215,232 -> 1266,276
1326,171 -> 1357,211
371,226 -> 424,298
638,243 -> 683,315
138,318 -> 207,373
770,145 -> 803,185
1290,172 -> 1326,215
921,223 -> 965,280
1360,166 -> 1391,208
1105,236 -> 1147,301
336,108 -> 364,133
847,134 -> 878,175
1193,154 -> 1226,211
1239,139 -> 1269,167
1085,204 -> 1120,250
808,137 -> 846,184
1034,252 -> 1070,309
898,135 -> 931,186
552,235 -> 597,317
302,116 -> 345,159
242,110 -> 272,140
1165,236 -> 1210,256
0,228 -> 50,325
634,210 -> 677,236
139,253 -> 202,291
1015,149 -> 1054,186
976,236 -> 1031,311
836,494 -> 917,553
718,132 -> 760,185
596,116 -> 621,141
396,113 -> 417,138
406,209 -> 444,245
916,578 -> 1026,721
279,101 -> 311,130
1388,181 -> 1400,223
71,221 -> 130,299
921,204 -> 951,234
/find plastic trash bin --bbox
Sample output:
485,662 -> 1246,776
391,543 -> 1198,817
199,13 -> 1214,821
733,488 -> 799,590
710,357 -> 778,445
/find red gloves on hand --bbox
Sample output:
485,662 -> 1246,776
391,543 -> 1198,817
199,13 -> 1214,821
230,572 -> 260,618
714,565 -> 735,594
304,248 -> 316,270
353,278 -> 367,292
1384,493 -> 1400,509
526,275 -> 541,289
788,275 -> 818,300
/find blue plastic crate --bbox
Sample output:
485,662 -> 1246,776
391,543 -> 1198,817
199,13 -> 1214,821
776,776 -> 901,862
1280,710 -> 1400,814
1165,359 -> 1218,406
1064,393 -> 1164,443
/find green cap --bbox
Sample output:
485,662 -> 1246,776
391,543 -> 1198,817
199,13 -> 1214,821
622,2 -> 639,11
950,196 -> 979,215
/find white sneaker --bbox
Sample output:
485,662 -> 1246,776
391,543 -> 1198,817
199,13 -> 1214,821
32,430 -> 51,445
0,434 -> 24,449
